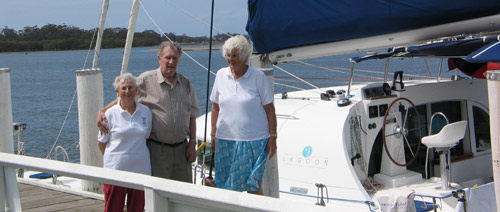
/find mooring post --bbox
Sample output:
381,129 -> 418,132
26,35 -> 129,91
487,70 -> 500,212
76,68 -> 104,193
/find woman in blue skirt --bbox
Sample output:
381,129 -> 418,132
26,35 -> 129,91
210,35 -> 277,194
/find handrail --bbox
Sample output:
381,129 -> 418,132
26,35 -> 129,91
429,112 -> 449,135
0,153 -> 329,212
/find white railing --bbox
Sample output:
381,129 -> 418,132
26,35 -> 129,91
0,153 -> 328,212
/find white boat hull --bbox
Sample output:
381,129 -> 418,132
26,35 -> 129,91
196,77 -> 493,211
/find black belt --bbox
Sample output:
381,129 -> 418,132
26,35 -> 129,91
147,138 -> 186,147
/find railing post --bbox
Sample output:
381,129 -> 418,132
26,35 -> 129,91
0,166 -> 5,212
0,167 -> 21,212
0,68 -> 21,212
144,187 -> 170,212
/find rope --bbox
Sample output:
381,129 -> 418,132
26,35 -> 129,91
46,20 -> 100,159
424,58 -> 433,78
47,90 -> 78,160
272,64 -> 324,92
292,60 -> 432,80
293,60 -> 384,80
274,82 -> 308,91
83,26 -> 99,70
162,0 -> 231,37
139,2 -> 216,76
202,0 -> 216,169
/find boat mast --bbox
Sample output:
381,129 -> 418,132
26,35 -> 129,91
92,0 -> 109,69
120,0 -> 141,75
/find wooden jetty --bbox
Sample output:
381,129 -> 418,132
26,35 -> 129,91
18,183 -> 104,212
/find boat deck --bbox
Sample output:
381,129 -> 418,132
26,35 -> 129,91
18,183 -> 104,212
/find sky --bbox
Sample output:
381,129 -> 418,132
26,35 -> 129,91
0,0 -> 248,37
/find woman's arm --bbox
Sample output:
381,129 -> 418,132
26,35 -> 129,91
263,103 -> 277,159
210,103 -> 220,152
98,142 -> 106,155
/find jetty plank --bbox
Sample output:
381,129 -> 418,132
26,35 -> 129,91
18,183 -> 104,212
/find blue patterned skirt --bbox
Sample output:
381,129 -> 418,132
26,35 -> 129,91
214,138 -> 269,192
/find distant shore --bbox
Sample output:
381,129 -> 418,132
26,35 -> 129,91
145,44 -> 222,52
183,45 -> 222,51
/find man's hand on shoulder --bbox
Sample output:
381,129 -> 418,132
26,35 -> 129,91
97,99 -> 118,134
96,108 -> 109,134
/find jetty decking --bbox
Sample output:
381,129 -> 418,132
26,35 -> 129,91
18,183 -> 104,212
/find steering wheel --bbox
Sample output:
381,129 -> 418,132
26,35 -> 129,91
382,97 -> 423,167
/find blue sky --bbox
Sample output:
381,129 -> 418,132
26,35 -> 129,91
0,0 -> 248,36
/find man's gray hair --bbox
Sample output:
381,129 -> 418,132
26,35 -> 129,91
113,73 -> 137,90
158,41 -> 182,57
222,35 -> 251,64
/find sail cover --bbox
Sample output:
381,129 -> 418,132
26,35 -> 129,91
246,0 -> 500,54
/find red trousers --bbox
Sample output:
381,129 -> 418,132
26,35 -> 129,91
103,184 -> 145,212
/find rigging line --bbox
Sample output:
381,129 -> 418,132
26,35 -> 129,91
423,58 -> 433,78
46,89 -> 78,159
272,64 -> 324,92
60,136 -> 79,149
202,0 -> 216,158
274,82 -> 307,91
294,60 -> 384,80
82,26 -> 99,69
46,24 -> 100,159
162,0 -> 231,37
293,60 -> 384,75
294,60 -> 432,79
139,2 -> 216,76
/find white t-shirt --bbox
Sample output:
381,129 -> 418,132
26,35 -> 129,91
98,101 -> 152,175
210,67 -> 273,141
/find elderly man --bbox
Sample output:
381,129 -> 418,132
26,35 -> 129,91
97,41 -> 200,182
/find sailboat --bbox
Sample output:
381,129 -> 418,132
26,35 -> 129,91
1,0 -> 500,211
195,0 -> 500,211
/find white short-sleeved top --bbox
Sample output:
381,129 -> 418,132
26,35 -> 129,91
210,67 -> 273,141
98,101 -> 152,175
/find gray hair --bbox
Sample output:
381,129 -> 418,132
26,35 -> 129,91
113,73 -> 137,90
222,35 -> 251,63
158,41 -> 182,57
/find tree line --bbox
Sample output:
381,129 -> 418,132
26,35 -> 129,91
0,24 -> 233,52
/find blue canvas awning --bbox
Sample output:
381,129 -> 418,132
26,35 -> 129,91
350,35 -> 500,63
246,0 -> 500,54
466,40 -> 500,63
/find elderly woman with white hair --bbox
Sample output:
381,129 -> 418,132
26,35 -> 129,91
210,35 -> 277,194
97,73 -> 152,212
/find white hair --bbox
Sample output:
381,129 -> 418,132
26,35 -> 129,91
222,35 -> 251,63
113,73 -> 137,90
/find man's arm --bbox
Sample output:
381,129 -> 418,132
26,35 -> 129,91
96,99 -> 118,134
186,117 -> 197,163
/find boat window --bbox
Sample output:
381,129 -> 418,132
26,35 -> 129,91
406,104 -> 428,175
473,106 -> 491,153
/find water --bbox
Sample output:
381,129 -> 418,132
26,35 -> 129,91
0,47 -> 451,162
